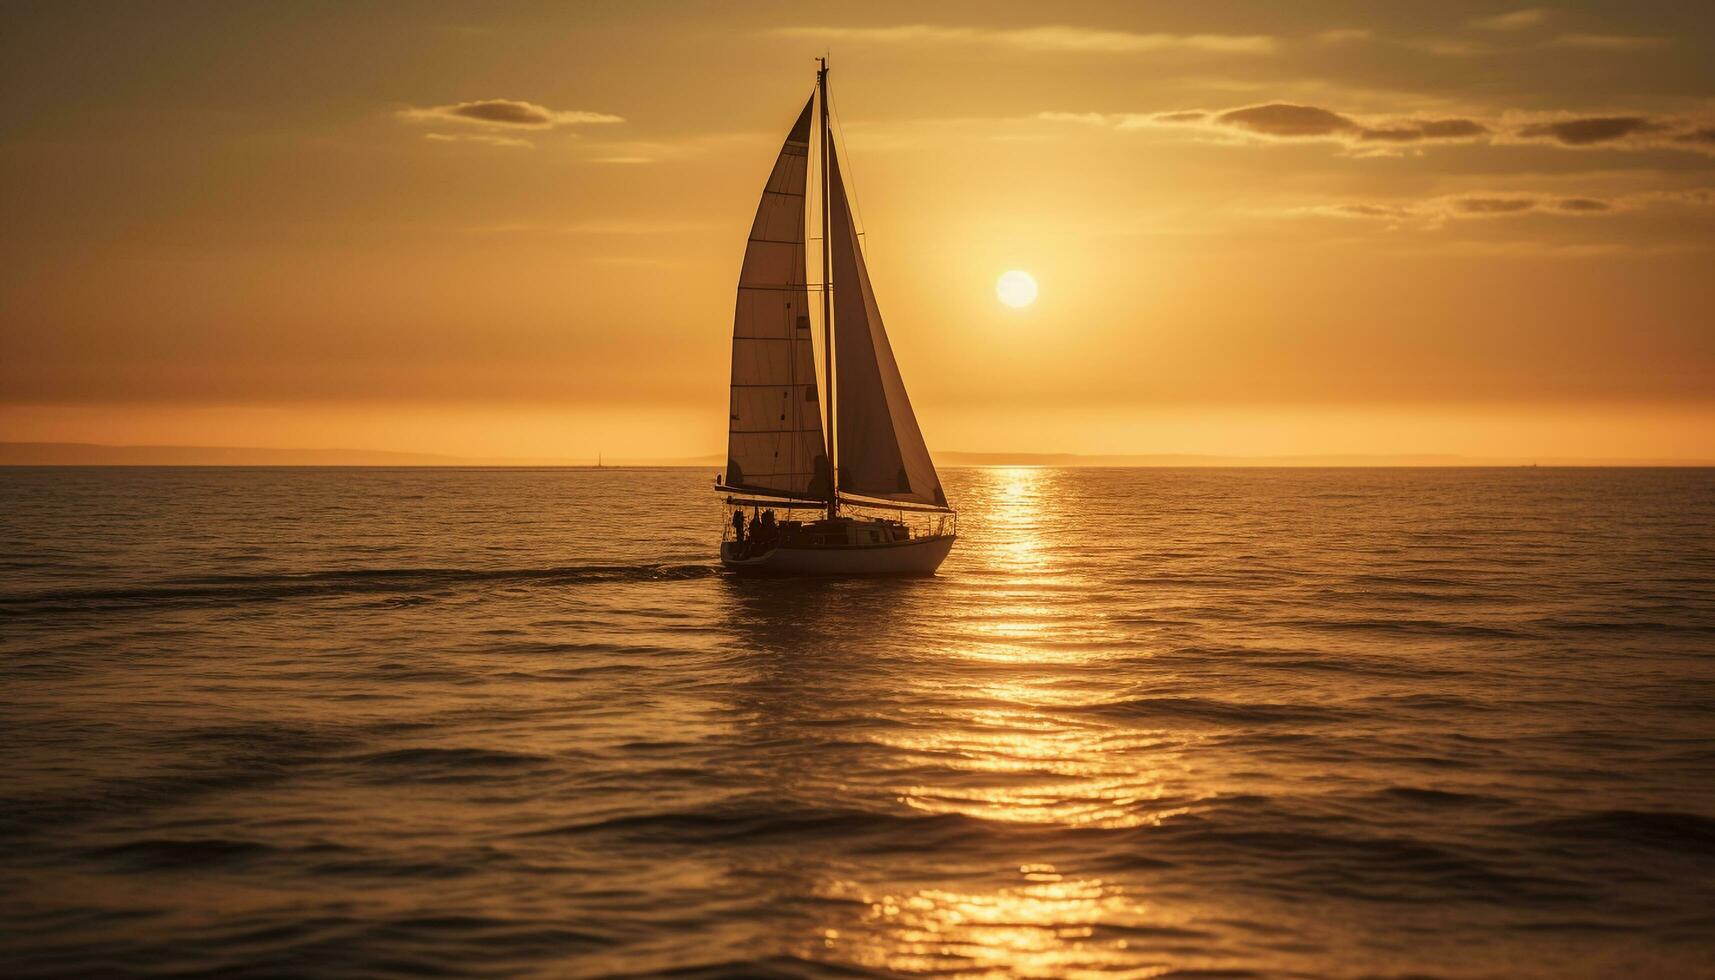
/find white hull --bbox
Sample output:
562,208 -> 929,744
722,534 -> 954,577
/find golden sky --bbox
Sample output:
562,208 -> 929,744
3,1 -> 1713,460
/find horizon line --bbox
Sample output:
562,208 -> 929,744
2,441 -> 1712,468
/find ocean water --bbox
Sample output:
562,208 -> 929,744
2,466 -> 1713,979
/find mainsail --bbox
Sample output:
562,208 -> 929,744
826,144 -> 948,508
723,97 -> 829,500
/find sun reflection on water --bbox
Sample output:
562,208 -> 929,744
797,466 -> 1211,973
884,706 -> 1197,830
873,467 -> 1198,830
982,467 -> 1050,575
811,866 -> 1199,978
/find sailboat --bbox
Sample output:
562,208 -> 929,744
716,61 -> 956,576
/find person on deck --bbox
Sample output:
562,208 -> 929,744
731,509 -> 745,545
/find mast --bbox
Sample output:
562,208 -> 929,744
817,58 -> 838,521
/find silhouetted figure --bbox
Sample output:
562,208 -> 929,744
731,509 -> 745,545
759,510 -> 778,551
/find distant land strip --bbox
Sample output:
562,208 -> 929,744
2,442 -> 1710,468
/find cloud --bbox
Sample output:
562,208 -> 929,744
1045,97 -> 1715,160
1121,103 -> 1714,156
1400,37 -> 1495,57
1507,113 -> 1715,155
1320,203 -> 1414,219
1644,188 -> 1715,206
1218,103 -> 1354,138
400,99 -> 623,130
1143,102 -> 1491,147
1359,118 -> 1490,142
1515,115 -> 1669,146
1276,188 -> 1713,256
423,132 -> 535,149
1454,197 -> 1538,214
1467,8 -> 1549,31
1036,111 -> 1118,126
1288,190 -> 1715,226
1287,197 -> 1506,226
1447,195 -> 1619,218
447,101 -> 558,126
773,24 -> 1277,55
1314,28 -> 1373,44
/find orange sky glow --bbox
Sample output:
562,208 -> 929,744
3,1 -> 1713,460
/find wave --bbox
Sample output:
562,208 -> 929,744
1069,695 -> 1350,727
0,723 -> 354,838
9,911 -> 624,978
1370,786 -> 1509,809
1181,647 -> 1470,682
1513,810 -> 1715,855
83,836 -> 481,881
1165,821 -> 1584,905
613,957 -> 894,979
1525,617 -> 1715,635
1308,618 -> 1528,638
82,837 -> 284,871
1361,693 -> 1493,712
516,801 -> 1020,851
342,746 -> 555,783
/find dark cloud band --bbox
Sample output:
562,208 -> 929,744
1149,102 -> 1710,155
1516,116 -> 1666,146
1204,102 -> 1488,144
400,99 -> 623,130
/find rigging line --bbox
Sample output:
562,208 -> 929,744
826,86 -> 869,259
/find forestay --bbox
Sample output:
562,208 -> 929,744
826,145 -> 948,509
723,96 -> 829,500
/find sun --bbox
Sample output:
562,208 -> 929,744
996,270 -> 1038,308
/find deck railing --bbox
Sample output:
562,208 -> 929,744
721,499 -> 956,542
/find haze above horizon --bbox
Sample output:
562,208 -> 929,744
3,1 -> 1712,460
2,440 -> 1710,469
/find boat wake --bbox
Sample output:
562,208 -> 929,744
0,562 -> 721,610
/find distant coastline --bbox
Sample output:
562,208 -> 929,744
3,441 -> 1710,468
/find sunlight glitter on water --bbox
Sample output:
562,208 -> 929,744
812,869 -> 1205,979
